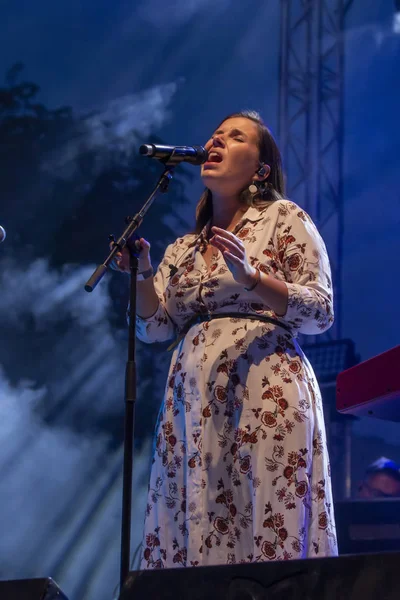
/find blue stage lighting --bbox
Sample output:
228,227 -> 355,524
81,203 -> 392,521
394,0 -> 400,33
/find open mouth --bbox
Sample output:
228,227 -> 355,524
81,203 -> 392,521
206,151 -> 223,164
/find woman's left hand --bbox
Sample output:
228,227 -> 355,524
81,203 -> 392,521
210,226 -> 256,287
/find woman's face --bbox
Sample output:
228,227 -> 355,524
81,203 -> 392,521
201,117 -> 261,197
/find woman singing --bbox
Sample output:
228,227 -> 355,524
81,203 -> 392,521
114,110 -> 337,567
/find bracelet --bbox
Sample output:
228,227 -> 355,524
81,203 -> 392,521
137,266 -> 154,281
244,267 -> 260,292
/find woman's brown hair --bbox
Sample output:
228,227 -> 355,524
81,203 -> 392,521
194,110 -> 285,234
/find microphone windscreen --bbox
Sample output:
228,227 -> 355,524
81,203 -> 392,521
192,146 -> 208,165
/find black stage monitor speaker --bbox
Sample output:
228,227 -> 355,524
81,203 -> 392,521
0,578 -> 68,600
335,499 -> 400,555
119,551 -> 400,600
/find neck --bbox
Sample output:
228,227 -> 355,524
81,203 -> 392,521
211,192 -> 247,230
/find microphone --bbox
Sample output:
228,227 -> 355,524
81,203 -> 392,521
0,226 -> 6,243
139,144 -> 208,165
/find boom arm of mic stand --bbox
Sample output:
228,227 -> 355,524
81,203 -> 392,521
84,166 -> 175,292
83,165 -> 175,594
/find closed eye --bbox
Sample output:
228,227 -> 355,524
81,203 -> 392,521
230,128 -> 247,142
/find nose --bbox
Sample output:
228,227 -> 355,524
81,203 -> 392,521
212,135 -> 225,149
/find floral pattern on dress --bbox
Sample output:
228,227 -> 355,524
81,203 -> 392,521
136,200 -> 337,568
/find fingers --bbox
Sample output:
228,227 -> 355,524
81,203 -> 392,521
109,246 -> 130,273
139,237 -> 150,249
222,250 -> 241,265
110,237 -> 151,252
210,227 -> 250,283
210,233 -> 243,258
211,226 -> 244,249
112,254 -> 129,273
109,236 -> 151,274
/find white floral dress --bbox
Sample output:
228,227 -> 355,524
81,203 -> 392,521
136,199 -> 338,569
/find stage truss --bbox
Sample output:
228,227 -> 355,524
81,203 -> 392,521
279,0 -> 354,340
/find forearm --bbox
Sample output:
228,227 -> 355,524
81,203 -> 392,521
245,268 -> 288,316
134,267 -> 176,343
136,276 -> 160,319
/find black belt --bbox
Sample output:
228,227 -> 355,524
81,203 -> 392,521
167,312 -> 292,351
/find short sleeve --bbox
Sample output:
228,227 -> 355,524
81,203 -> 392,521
135,243 -> 177,344
275,202 -> 334,335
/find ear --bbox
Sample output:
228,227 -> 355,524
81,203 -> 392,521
254,163 -> 271,182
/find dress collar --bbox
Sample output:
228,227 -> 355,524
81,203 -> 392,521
235,205 -> 268,226
196,204 -> 269,251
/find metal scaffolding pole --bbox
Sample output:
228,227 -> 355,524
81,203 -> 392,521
279,0 -> 354,340
278,0 -> 314,216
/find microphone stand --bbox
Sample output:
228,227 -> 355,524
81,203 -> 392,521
84,164 -> 175,593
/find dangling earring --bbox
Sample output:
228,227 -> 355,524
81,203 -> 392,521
249,182 -> 258,194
